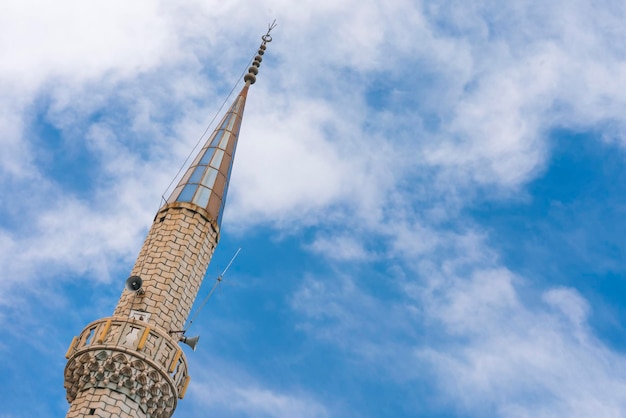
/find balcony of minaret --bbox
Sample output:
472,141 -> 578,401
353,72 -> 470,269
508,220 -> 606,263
64,316 -> 190,417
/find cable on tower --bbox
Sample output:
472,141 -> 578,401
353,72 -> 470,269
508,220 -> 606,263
183,247 -> 242,332
161,20 -> 277,203
160,59 -> 255,205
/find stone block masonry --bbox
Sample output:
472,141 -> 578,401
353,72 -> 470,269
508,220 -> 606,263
114,201 -> 219,333
66,387 -> 145,418
65,201 -> 216,418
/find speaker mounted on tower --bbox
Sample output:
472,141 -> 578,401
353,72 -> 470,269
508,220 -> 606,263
180,335 -> 200,351
125,275 -> 145,295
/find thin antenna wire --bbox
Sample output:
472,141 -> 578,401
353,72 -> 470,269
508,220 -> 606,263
184,248 -> 242,332
221,247 -> 242,277
160,52 -> 258,205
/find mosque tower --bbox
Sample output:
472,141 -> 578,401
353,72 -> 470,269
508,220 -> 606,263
63,26 -> 274,418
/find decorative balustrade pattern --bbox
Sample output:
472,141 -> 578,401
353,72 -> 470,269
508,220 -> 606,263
64,317 -> 190,418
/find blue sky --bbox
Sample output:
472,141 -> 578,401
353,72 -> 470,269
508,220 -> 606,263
2,0 -> 626,417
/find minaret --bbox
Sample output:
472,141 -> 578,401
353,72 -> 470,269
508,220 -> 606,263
63,27 -> 274,418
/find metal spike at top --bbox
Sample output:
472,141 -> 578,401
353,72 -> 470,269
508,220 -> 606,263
244,20 -> 276,85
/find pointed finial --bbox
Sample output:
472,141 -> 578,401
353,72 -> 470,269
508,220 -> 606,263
244,20 -> 276,85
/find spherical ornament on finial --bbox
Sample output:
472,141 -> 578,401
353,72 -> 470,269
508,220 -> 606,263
242,25 -> 274,85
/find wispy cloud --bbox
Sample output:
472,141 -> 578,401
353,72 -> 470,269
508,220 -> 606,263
187,361 -> 329,418
292,224 -> 626,417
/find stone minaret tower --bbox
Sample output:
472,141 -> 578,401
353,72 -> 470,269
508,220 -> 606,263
63,27 -> 274,418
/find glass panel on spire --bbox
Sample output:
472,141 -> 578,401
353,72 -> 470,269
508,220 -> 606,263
201,167 -> 218,189
166,87 -> 249,228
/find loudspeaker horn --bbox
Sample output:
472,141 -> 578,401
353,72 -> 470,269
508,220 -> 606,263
180,335 -> 200,351
125,275 -> 144,294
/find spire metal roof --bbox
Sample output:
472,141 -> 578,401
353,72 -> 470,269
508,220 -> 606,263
166,25 -> 274,228
166,85 -> 249,227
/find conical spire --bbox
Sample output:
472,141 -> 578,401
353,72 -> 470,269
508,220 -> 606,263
64,26 -> 275,418
166,26 -> 274,229
166,85 -> 249,227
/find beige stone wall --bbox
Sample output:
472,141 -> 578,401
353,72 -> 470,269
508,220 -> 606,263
66,387 -> 145,418
114,202 -> 219,333
66,202 -> 216,417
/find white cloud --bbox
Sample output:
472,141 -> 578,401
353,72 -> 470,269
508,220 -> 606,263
0,0 -> 176,88
3,0 -> 626,235
0,93 -> 32,178
543,287 -> 591,329
415,268 -> 626,418
307,234 -> 369,261
187,365 -> 329,418
418,0 -> 626,191
228,92 -> 392,227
